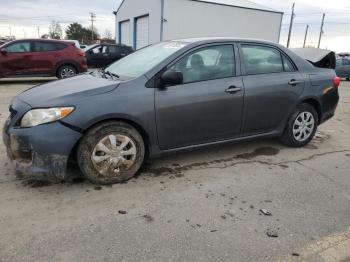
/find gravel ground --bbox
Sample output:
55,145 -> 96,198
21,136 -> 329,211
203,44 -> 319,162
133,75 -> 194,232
0,78 -> 349,262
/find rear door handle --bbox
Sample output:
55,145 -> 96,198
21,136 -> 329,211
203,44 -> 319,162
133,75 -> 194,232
288,79 -> 302,86
225,86 -> 242,94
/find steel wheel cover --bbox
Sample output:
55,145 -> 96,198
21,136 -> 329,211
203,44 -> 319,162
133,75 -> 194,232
91,134 -> 137,177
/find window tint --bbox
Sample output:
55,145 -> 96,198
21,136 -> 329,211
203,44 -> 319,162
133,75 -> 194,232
336,59 -> 342,67
5,42 -> 31,53
34,42 -> 66,52
344,59 -> 350,66
242,45 -> 284,75
170,45 -> 235,84
91,45 -> 108,54
122,46 -> 132,53
109,46 -> 120,54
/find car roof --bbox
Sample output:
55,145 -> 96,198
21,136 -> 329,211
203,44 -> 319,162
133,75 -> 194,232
8,39 -> 72,45
172,37 -> 276,45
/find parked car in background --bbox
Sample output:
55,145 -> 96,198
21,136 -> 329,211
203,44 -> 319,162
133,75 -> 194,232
3,38 -> 340,185
0,39 -> 88,79
336,57 -> 350,80
63,40 -> 84,50
85,43 -> 133,68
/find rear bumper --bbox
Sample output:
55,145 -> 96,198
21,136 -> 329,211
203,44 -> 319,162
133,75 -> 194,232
320,88 -> 339,124
2,100 -> 82,180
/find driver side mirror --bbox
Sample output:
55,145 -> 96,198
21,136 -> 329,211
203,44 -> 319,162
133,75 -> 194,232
161,70 -> 183,86
0,48 -> 7,56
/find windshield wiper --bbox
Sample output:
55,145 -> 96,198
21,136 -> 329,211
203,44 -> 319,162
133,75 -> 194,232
102,69 -> 120,79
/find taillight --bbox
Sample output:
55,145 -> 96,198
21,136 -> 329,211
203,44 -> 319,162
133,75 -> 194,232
333,76 -> 341,88
78,50 -> 85,57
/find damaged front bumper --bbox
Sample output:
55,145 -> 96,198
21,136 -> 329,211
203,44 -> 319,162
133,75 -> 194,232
2,98 -> 82,181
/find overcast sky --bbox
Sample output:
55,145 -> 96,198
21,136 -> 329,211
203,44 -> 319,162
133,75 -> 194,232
0,0 -> 350,52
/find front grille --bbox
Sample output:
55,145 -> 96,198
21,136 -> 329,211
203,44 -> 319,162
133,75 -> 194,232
9,106 -> 17,119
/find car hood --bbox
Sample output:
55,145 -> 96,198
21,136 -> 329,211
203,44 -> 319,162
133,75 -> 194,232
18,74 -> 120,108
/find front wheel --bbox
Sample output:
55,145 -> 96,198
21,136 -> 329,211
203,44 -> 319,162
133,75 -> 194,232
280,103 -> 318,147
77,121 -> 145,185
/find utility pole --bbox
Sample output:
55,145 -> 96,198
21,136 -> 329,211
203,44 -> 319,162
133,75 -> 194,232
37,26 -> 40,38
318,13 -> 325,48
287,2 -> 295,48
9,27 -> 12,37
89,12 -> 96,42
303,24 -> 309,48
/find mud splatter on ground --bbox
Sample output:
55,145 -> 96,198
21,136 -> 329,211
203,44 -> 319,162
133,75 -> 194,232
22,180 -> 53,188
279,164 -> 289,169
236,147 -> 280,159
306,144 -> 318,150
313,132 -> 331,143
142,214 -> 154,222
140,147 -> 281,177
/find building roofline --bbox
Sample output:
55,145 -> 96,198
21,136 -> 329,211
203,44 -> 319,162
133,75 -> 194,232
190,0 -> 283,14
114,0 -> 126,16
114,0 -> 283,16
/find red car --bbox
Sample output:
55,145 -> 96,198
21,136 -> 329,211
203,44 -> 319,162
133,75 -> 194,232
0,39 -> 87,79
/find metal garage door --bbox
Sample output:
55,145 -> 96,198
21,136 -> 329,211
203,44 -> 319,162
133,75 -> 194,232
120,20 -> 130,46
135,15 -> 149,50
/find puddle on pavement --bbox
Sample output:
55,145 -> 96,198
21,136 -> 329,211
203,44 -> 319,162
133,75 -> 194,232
236,147 -> 280,159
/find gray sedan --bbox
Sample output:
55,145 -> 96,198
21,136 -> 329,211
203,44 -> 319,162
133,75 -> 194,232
3,38 -> 340,184
336,57 -> 350,80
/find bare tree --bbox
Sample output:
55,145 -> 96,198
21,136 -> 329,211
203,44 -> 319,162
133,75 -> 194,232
104,29 -> 112,39
49,20 -> 63,39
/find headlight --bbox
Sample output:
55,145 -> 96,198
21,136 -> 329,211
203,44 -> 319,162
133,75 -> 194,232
20,107 -> 75,128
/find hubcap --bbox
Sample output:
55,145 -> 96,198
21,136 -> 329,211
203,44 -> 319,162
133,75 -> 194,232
91,134 -> 137,177
293,111 -> 315,142
61,67 -> 76,78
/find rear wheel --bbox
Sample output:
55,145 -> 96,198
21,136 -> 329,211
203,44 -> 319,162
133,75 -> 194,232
57,65 -> 77,79
346,76 -> 350,81
77,121 -> 145,185
280,103 -> 318,147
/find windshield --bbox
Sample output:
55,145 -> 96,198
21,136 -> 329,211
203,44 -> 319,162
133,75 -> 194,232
105,41 -> 188,79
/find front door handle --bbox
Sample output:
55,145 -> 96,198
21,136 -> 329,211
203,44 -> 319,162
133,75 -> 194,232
225,86 -> 242,94
288,79 -> 302,86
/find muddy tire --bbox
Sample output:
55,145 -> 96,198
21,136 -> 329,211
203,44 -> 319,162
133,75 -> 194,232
57,65 -> 77,79
77,121 -> 145,185
280,103 -> 318,147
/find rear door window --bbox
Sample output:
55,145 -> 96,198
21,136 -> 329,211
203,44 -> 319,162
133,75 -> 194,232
242,45 -> 287,75
34,42 -> 66,52
109,46 -> 121,54
5,42 -> 31,53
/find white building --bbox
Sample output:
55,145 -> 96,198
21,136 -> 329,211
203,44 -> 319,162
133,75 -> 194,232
114,0 -> 283,50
